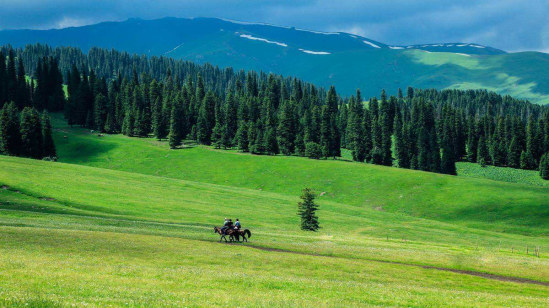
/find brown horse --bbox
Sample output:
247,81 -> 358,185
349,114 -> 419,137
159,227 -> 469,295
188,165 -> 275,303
213,226 -> 236,242
234,229 -> 252,242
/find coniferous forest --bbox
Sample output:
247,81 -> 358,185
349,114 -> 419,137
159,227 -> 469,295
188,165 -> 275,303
1,43 -> 549,178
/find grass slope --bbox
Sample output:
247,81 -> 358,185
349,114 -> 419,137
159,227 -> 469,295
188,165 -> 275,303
1,156 -> 549,307
52,117 -> 549,235
1,116 -> 548,306
457,162 -> 549,187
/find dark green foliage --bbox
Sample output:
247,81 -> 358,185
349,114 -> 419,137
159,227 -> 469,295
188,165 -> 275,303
0,102 -> 21,156
540,153 -> 549,180
297,188 -> 319,231
305,142 -> 322,159
41,110 -> 56,158
277,101 -> 297,156
477,136 -> 489,166
168,103 -> 183,149
3,44 -> 549,178
93,93 -> 108,132
236,121 -> 249,152
19,107 -> 43,159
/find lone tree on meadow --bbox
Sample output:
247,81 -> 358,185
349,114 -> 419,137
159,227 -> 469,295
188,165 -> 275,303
297,188 -> 320,231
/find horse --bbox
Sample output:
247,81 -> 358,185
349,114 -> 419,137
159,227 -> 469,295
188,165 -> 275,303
213,226 -> 236,242
234,229 -> 252,242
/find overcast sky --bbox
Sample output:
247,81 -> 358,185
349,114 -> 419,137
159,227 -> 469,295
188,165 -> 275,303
0,0 -> 547,52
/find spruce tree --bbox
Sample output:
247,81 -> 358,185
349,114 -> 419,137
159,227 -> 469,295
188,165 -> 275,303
41,110 -> 56,158
20,107 -> 43,159
277,101 -> 297,156
297,188 -> 319,231
93,93 -> 108,132
507,137 -> 522,168
440,136 -> 456,175
0,102 -> 21,156
236,120 -> 249,152
168,104 -> 182,149
477,135 -> 489,166
540,153 -> 549,180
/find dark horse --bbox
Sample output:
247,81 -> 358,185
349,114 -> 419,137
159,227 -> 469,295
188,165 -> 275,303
234,228 -> 252,242
213,227 -> 251,242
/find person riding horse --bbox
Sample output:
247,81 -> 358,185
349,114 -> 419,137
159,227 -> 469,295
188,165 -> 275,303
220,218 -> 229,235
214,218 -> 252,242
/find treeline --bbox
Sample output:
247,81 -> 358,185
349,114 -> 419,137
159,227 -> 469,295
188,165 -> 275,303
2,43 -> 549,179
0,102 -> 56,159
0,49 -> 62,159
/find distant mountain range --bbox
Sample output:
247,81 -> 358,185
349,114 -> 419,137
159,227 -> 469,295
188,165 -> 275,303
1,17 -> 548,104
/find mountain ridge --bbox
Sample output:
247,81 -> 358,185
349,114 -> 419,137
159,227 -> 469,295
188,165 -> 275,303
1,16 -> 547,104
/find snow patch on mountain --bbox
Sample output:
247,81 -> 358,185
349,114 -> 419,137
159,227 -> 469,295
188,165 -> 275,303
299,49 -> 331,55
363,41 -> 380,48
239,34 -> 288,47
389,46 -> 404,50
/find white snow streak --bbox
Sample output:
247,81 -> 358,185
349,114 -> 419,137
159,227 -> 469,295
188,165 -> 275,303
298,49 -> 331,55
363,41 -> 380,48
389,46 -> 404,50
454,53 -> 471,57
296,28 -> 339,35
165,43 -> 183,54
239,34 -> 288,47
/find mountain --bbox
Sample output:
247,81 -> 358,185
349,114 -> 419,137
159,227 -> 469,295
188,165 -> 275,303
1,17 -> 548,104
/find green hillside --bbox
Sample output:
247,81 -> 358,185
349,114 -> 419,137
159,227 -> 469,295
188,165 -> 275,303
51,117 -> 549,235
1,116 -> 549,306
1,154 -> 549,307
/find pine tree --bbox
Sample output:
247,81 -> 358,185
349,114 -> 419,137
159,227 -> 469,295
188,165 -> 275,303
440,135 -> 456,175
104,112 -> 116,134
19,107 -> 43,159
540,153 -> 549,180
41,110 -> 56,158
297,188 -> 319,231
264,126 -> 279,155
152,98 -> 168,140
477,135 -> 489,166
236,120 -> 249,152
277,101 -> 297,155
507,137 -> 522,168
93,93 -> 108,132
0,102 -> 21,156
168,104 -> 182,149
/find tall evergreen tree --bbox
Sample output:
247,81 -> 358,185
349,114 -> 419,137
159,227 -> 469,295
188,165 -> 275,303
297,188 -> 320,231
19,107 -> 43,159
0,102 -> 21,156
41,110 -> 56,158
540,153 -> 549,180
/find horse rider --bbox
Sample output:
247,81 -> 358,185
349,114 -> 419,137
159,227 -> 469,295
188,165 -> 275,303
221,218 -> 229,234
227,219 -> 234,230
234,218 -> 241,230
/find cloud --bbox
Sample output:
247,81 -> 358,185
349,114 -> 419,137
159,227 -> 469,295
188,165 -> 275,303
0,0 -> 546,52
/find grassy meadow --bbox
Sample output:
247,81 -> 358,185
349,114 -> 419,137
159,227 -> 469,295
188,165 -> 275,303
0,115 -> 548,307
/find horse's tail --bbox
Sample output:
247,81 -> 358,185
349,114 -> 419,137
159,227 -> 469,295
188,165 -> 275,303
245,229 -> 251,238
